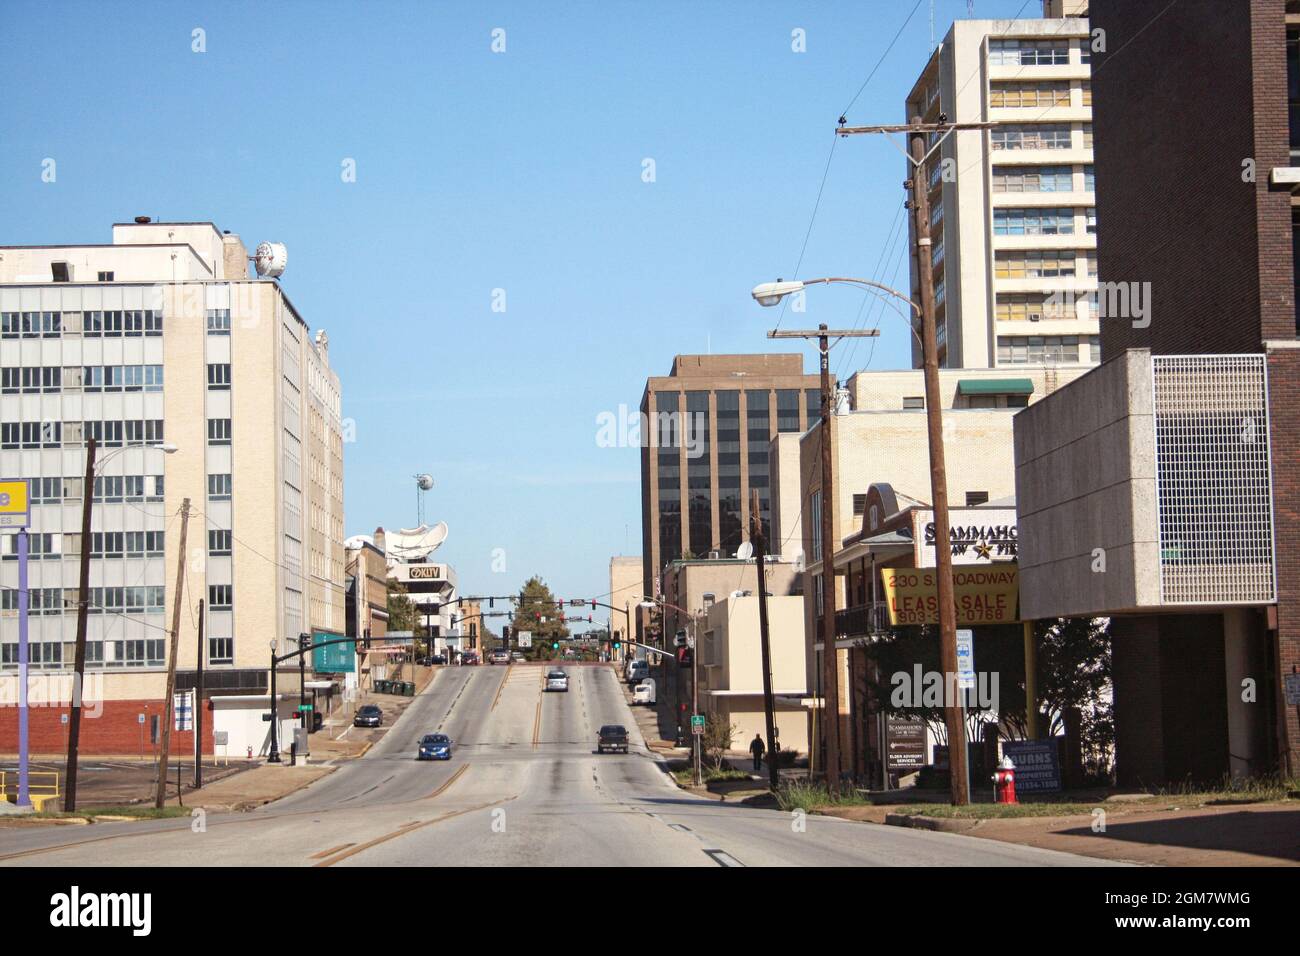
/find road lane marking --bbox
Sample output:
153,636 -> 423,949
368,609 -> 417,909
309,843 -> 356,859
312,797 -> 515,867
704,849 -> 745,867
422,762 -> 469,801
489,666 -> 509,711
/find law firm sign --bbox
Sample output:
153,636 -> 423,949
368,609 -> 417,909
0,479 -> 31,529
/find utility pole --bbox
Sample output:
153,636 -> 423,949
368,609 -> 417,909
692,612 -> 701,787
155,497 -> 191,809
63,436 -> 96,811
194,598 -> 204,789
751,488 -> 780,792
769,325 -> 876,798
834,116 -> 994,805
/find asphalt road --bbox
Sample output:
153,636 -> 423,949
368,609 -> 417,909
0,664 -> 1123,867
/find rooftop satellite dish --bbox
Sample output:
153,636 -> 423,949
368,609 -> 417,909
253,241 -> 288,278
735,541 -> 754,560
416,474 -> 434,491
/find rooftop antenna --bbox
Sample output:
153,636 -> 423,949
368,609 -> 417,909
415,473 -> 434,525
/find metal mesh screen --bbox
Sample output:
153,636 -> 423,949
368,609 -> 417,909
1152,355 -> 1275,604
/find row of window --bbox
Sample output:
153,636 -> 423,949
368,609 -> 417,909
990,124 -> 1092,151
0,529 -> 167,560
996,293 -> 1097,323
26,474 -> 165,504
1,364 -> 165,394
995,250 -> 1097,279
0,585 -> 166,614
987,38 -> 1087,67
996,334 -> 1101,365
0,419 -> 166,449
990,81 -> 1090,109
0,310 -> 163,338
993,207 -> 1095,236
992,165 -> 1094,194
1,639 -> 167,669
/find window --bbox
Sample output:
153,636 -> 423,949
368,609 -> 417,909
208,584 -> 232,610
966,491 -> 990,507
1086,208 -> 1097,235
207,363 -> 231,389
206,309 -> 231,334
144,310 -> 162,335
852,494 -> 867,517
208,474 -> 232,499
993,207 -> 1076,236
1083,165 -> 1095,192
990,125 -> 1072,151
1080,82 -> 1092,106
208,529 -> 232,556
0,423 -> 17,449
209,637 -> 233,665
207,419 -> 232,445
144,365 -> 163,391
991,165 -> 1074,193
0,313 -> 18,338
1082,124 -> 1094,149
97,271 -> 114,282
995,250 -> 1078,279
996,335 -> 1081,365
990,82 -> 1070,108
996,294 -> 1067,323
810,491 -> 823,561
988,39 -> 1070,67
902,396 -> 925,410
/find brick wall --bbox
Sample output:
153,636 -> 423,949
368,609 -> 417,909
1269,348 -> 1300,772
0,698 -> 215,756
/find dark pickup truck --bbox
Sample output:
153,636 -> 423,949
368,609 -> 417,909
597,724 -> 629,754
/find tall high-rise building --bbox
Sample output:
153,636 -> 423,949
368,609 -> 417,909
906,3 -> 1098,370
639,355 -> 820,597
0,220 -> 345,757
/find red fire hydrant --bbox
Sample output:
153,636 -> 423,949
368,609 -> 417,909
993,756 -> 1017,804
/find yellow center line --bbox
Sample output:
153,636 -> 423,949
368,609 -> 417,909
423,762 -> 469,801
312,797 -> 514,868
490,666 -> 509,711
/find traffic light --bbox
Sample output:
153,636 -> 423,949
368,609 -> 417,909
552,641 -> 559,650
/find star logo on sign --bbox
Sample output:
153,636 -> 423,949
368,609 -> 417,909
973,541 -> 993,560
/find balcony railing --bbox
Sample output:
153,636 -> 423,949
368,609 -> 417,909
835,602 -> 893,639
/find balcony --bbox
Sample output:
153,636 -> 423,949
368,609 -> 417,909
835,602 -> 892,639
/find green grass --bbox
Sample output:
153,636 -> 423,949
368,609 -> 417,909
775,780 -> 872,812
672,766 -> 755,786
885,801 -> 1103,819
27,804 -> 193,821
1152,773 -> 1299,803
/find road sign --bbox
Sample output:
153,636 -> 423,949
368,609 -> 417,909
955,628 -> 975,690
311,630 -> 354,673
886,715 -> 927,771
297,704 -> 313,712
0,478 -> 30,529
138,713 -> 145,725
690,714 -> 705,735
174,690 -> 193,732
516,630 -> 532,649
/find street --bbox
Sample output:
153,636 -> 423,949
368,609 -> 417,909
0,666 -> 1119,867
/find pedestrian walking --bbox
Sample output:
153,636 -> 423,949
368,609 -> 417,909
749,733 -> 766,774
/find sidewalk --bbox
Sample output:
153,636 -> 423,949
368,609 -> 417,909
819,797 -> 1300,866
164,763 -> 333,812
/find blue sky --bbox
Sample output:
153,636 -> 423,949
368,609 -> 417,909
0,0 -> 1034,617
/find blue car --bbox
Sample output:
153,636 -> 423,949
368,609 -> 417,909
417,733 -> 452,761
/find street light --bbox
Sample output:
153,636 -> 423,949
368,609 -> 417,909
64,440 -> 179,812
749,268 -> 967,803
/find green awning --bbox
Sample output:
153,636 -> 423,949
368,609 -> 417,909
957,377 -> 1035,396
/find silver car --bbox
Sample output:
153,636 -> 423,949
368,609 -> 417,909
545,669 -> 569,692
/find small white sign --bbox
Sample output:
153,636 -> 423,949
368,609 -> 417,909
516,630 -> 532,649
1285,673 -> 1300,707
955,629 -> 975,691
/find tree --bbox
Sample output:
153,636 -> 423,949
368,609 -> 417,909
386,580 -> 419,633
514,575 -> 570,648
702,713 -> 735,771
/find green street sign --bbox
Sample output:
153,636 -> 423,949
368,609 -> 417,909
297,705 -> 313,712
690,715 -> 705,729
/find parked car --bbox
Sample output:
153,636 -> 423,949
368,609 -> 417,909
431,654 -> 447,665
545,669 -> 569,692
597,724 -> 629,754
511,652 -> 526,663
417,733 -> 452,761
353,704 -> 383,728
461,652 -> 480,666
632,679 -> 656,705
489,649 -> 511,665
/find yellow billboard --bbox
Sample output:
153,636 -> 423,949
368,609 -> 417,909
880,566 -> 1019,626
0,479 -> 30,529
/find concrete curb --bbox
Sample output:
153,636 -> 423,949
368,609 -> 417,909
884,812 -> 983,833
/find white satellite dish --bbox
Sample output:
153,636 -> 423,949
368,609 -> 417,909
415,474 -> 434,491
735,541 -> 754,560
253,241 -> 288,278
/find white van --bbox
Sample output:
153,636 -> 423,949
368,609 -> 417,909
626,660 -> 649,685
632,678 -> 656,705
